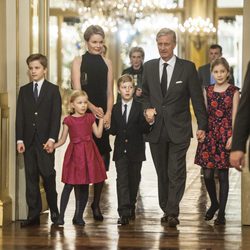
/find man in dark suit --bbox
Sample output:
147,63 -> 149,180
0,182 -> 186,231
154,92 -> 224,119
109,74 -> 151,225
230,61 -> 250,171
198,44 -> 235,87
142,28 -> 207,227
16,53 -> 62,227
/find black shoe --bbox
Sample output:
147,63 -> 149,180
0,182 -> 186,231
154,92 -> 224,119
117,216 -> 129,225
161,213 -> 168,223
20,217 -> 40,228
204,204 -> 219,221
214,216 -> 226,225
54,217 -> 64,226
51,211 -> 59,223
72,218 -> 85,226
91,203 -> 104,221
167,216 -> 179,227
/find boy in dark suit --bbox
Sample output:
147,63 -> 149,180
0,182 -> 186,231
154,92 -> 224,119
16,53 -> 62,227
109,74 -> 151,225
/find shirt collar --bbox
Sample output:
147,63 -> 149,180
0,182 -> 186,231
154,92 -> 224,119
160,55 -> 176,67
33,78 -> 44,86
122,98 -> 133,108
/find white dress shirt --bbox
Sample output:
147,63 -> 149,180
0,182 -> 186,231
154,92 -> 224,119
159,55 -> 176,89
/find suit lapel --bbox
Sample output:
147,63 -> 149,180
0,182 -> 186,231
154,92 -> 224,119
166,57 -> 184,97
127,100 -> 136,125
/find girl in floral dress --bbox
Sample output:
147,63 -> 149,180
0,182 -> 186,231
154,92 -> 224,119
195,57 -> 240,225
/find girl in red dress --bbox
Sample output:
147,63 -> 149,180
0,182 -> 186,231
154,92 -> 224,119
54,90 -> 107,226
195,57 -> 240,225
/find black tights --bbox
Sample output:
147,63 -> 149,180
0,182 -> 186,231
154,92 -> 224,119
59,184 -> 89,219
203,168 -> 229,217
92,152 -> 110,208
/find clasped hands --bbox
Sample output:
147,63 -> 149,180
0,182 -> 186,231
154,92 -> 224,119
144,108 -> 157,124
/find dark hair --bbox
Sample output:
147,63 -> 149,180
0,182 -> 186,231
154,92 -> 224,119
84,25 -> 105,42
209,44 -> 222,54
26,53 -> 47,68
210,57 -> 230,73
117,74 -> 135,88
129,47 -> 145,60
156,28 -> 176,43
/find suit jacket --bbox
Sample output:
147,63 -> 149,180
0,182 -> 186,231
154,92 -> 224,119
109,100 -> 151,162
198,63 -> 235,86
142,57 -> 207,144
16,80 -> 62,147
231,61 -> 250,153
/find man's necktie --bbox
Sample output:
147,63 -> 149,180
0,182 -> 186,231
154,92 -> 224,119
34,83 -> 38,102
122,104 -> 127,125
161,63 -> 168,97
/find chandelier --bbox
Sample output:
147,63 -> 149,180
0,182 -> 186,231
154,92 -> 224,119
51,0 -> 181,29
179,16 -> 216,50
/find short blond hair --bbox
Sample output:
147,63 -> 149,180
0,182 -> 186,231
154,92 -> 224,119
68,90 -> 88,114
117,74 -> 135,88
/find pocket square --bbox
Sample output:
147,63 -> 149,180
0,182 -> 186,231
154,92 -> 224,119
176,81 -> 183,84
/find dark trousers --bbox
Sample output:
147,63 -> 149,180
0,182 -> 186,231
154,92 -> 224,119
23,135 -> 58,219
149,133 -> 190,217
115,156 -> 142,217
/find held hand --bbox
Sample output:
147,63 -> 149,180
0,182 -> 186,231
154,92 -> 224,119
230,151 -> 245,172
225,137 -> 232,150
103,112 -> 111,129
17,143 -> 25,153
196,130 -> 206,143
144,108 -> 157,123
92,106 -> 104,118
95,107 -> 104,119
43,140 -> 55,153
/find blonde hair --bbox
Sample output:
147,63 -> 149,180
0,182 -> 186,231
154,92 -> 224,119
117,74 -> 135,88
84,25 -> 105,41
68,90 -> 88,114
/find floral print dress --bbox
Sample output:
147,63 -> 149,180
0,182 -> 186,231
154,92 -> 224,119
195,85 -> 239,169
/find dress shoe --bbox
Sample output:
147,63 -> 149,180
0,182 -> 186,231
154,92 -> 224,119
20,217 -> 40,228
167,216 -> 180,227
204,204 -> 219,221
72,218 -> 85,226
51,211 -> 59,223
54,217 -> 64,226
161,213 -> 168,223
91,203 -> 104,221
214,216 -> 226,225
117,216 -> 129,226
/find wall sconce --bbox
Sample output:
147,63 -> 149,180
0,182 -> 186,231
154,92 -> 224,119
179,16 -> 216,50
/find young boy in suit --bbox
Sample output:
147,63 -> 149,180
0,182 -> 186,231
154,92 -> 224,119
109,74 -> 152,225
16,53 -> 62,227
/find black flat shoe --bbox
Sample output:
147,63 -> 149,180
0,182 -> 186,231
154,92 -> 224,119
214,216 -> 226,225
54,217 -> 64,226
204,204 -> 219,221
51,211 -> 59,223
91,203 -> 104,221
161,213 -> 168,223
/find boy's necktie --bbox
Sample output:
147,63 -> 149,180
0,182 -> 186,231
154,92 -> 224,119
34,83 -> 38,102
161,63 -> 168,96
122,104 -> 127,124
